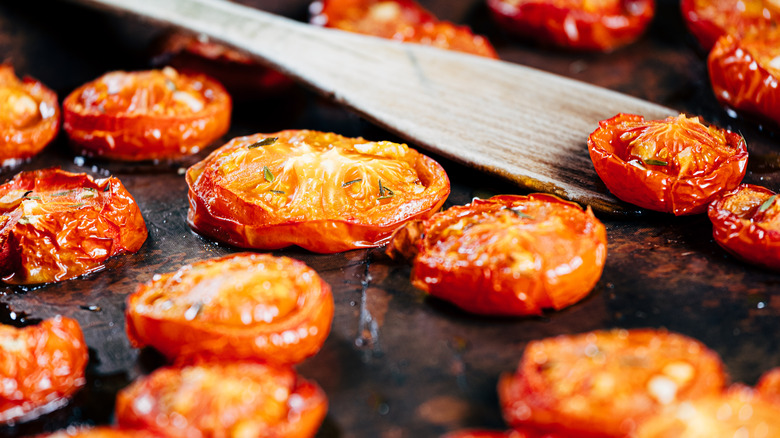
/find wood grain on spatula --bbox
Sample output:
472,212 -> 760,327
66,0 -> 677,214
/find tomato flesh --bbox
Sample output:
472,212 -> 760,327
681,0 -> 777,50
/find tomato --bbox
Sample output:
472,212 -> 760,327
636,385 -> 780,437
115,361 -> 328,438
0,316 -> 88,424
311,0 -> 498,58
707,184 -> 780,269
681,0 -> 777,50
588,113 -> 748,215
35,427 -> 161,438
498,329 -> 727,437
0,64 -> 60,165
387,194 -> 606,316
486,0 -> 655,51
151,33 -> 293,99
708,27 -> 780,129
757,367 -> 780,403
186,130 -> 450,253
0,167 -> 147,284
63,67 -> 231,161
126,253 -> 333,365
443,429 -> 568,438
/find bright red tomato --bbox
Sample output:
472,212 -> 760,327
0,168 -> 147,284
708,184 -> 780,270
0,316 -> 88,424
186,130 -> 450,253
312,0 -> 498,58
63,67 -> 231,161
387,194 -> 607,316
126,253 -> 333,365
0,64 -> 60,165
708,26 -> 780,129
588,113 -> 748,215
115,361 -> 328,438
499,329 -> 727,437
681,0 -> 777,50
487,0 -> 655,51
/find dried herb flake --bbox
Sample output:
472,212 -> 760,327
342,178 -> 362,187
643,158 -> 668,166
759,195 -> 777,213
248,137 -> 279,149
263,166 -> 274,182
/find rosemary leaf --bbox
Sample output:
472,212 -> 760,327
759,195 -> 777,213
248,137 -> 279,149
643,158 -> 668,166
269,190 -> 286,195
342,178 -> 362,187
263,166 -> 274,183
510,207 -> 533,219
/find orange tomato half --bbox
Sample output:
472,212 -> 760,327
126,253 -> 333,365
681,0 -> 777,50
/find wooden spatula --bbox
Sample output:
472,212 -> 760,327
67,0 -> 675,214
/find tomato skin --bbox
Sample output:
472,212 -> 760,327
588,113 -> 748,215
442,429 -> 568,438
0,168 -> 147,284
312,0 -> 498,58
0,65 -> 60,165
115,361 -> 328,438
126,253 -> 333,365
708,28 -> 780,128
487,0 -> 655,51
186,130 -> 450,253
390,194 -> 607,316
498,329 -> 727,438
707,184 -> 780,269
34,427 -> 162,438
0,316 -> 88,424
63,67 -> 231,161
680,0 -> 777,50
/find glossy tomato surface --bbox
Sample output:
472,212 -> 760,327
0,167 -> 147,284
115,361 -> 327,438
442,429 -> 568,438
707,184 -> 780,270
681,0 -> 777,50
499,329 -> 727,437
388,194 -> 607,316
0,316 -> 88,424
126,253 -> 333,365
588,113 -> 748,215
487,0 -> 655,51
0,64 -> 60,165
186,130 -> 450,253
708,27 -> 780,128
636,385 -> 780,437
35,427 -> 161,438
311,0 -> 498,57
63,67 -> 231,161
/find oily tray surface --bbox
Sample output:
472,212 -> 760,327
1,0 -> 780,436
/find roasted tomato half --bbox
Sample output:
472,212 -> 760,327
0,65 -> 60,165
707,184 -> 780,270
757,367 -> 780,403
442,429 -> 567,438
499,329 -> 727,437
487,0 -> 655,51
0,316 -> 88,424
636,385 -> 780,437
681,0 -> 777,50
0,167 -> 147,284
311,0 -> 498,58
115,361 -> 328,438
387,194 -> 607,316
35,427 -> 161,438
126,253 -> 333,365
708,26 -> 780,128
186,130 -> 450,253
63,67 -> 231,161
588,113 -> 748,215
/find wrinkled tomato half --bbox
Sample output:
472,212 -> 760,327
707,184 -> 780,270
636,385 -> 780,437
681,0 -> 777,50
487,0 -> 655,51
63,67 -> 231,161
126,253 -> 333,365
186,130 -> 450,253
708,26 -> 780,128
115,361 -> 327,438
0,167 -> 147,284
0,65 -> 60,165
311,0 -> 498,58
151,32 -> 293,99
387,194 -> 607,316
35,427 -> 161,438
499,329 -> 727,438
0,316 -> 88,424
588,113 -> 748,215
